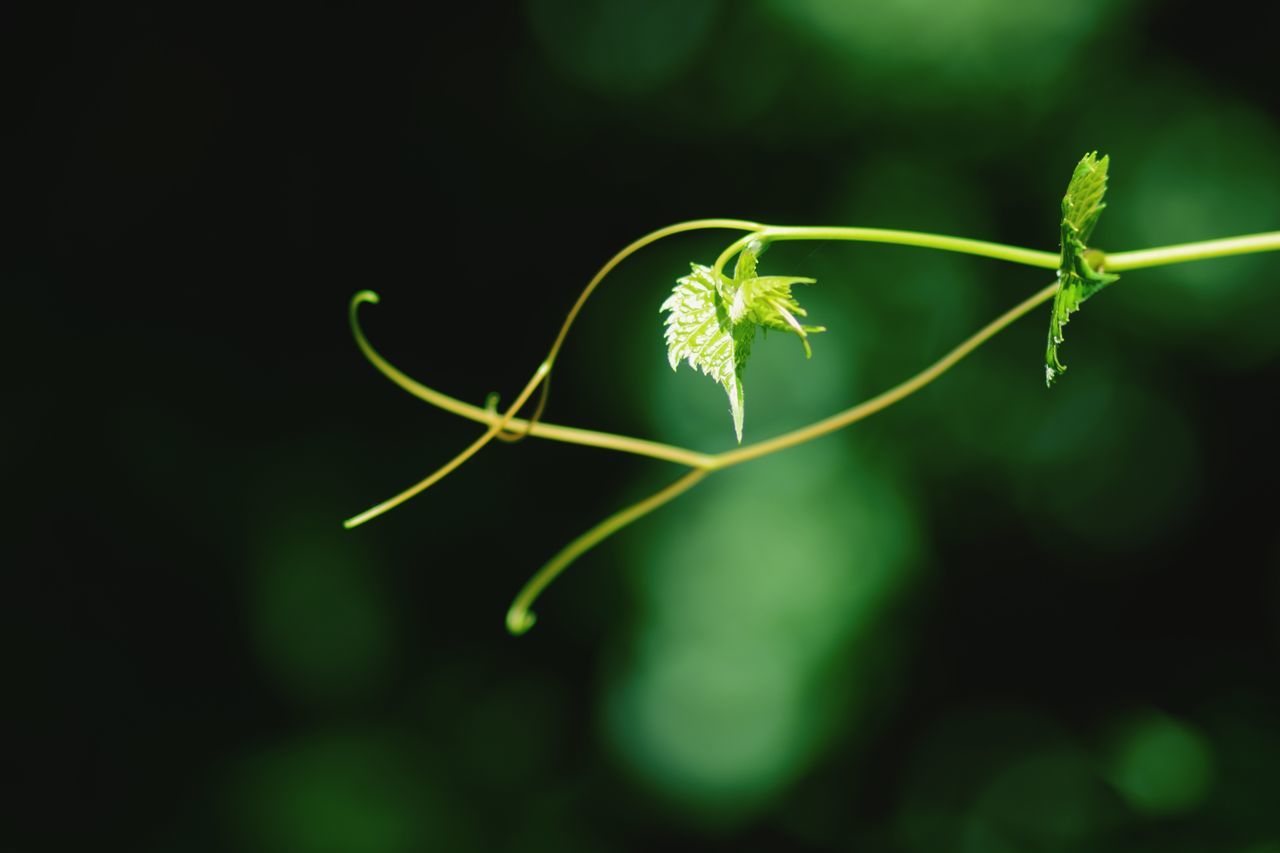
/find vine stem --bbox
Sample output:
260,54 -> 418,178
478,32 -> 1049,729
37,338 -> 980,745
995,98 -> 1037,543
344,219 -> 1064,517
342,360 -> 551,528
343,219 -> 760,528
710,280 -> 1059,468
517,219 -> 765,434
343,221 -> 1280,631
346,291 -> 716,468
502,280 -> 1060,633
1105,231 -> 1280,271
506,469 -> 709,635
712,227 -> 1060,280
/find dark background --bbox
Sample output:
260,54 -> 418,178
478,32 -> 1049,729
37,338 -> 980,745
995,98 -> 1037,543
9,2 -> 1280,851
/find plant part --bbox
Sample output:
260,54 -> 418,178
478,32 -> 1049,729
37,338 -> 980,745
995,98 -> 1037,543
662,241 -> 824,441
1045,151 -> 1120,385
342,153 -> 1280,635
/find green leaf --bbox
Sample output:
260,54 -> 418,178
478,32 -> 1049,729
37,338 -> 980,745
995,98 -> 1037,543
661,264 -> 750,441
731,240 -> 759,285
731,275 -> 826,357
1045,152 -> 1121,386
661,245 -> 825,441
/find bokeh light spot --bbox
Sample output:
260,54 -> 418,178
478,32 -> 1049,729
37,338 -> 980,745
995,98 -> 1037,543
249,520 -> 394,703
896,707 -> 1117,851
765,0 -> 1120,101
230,733 -> 442,853
525,0 -> 720,97
604,444 -> 918,820
1106,710 -> 1214,817
1110,99 -> 1280,367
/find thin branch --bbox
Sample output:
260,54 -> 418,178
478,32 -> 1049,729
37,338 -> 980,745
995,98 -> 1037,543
1106,231 -> 1280,271
347,292 -> 715,468
712,281 -> 1060,468
505,468 -> 710,635
712,227 -> 1060,280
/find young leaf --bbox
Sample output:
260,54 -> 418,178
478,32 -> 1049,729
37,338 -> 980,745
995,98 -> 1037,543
661,264 -> 749,441
1045,151 -> 1121,386
731,275 -> 826,357
731,240 -> 759,287
661,245 -> 825,441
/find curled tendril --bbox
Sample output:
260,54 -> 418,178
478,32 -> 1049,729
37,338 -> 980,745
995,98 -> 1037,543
494,378 -> 548,443
342,289 -> 550,529
505,469 -> 709,635
343,220 -> 763,531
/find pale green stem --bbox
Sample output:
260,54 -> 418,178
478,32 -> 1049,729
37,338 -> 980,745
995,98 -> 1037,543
343,361 -> 551,529
713,281 -> 1059,468
1105,231 -> 1280,271
712,227 -> 1060,281
344,221 -> 759,527
514,218 -> 765,438
347,291 -> 715,468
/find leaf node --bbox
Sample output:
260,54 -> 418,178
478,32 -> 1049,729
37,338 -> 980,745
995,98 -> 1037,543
1046,152 -> 1121,386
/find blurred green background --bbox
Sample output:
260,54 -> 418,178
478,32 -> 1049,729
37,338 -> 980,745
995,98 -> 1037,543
9,1 -> 1280,850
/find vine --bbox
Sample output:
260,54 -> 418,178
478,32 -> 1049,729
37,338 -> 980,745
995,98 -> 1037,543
342,153 -> 1280,635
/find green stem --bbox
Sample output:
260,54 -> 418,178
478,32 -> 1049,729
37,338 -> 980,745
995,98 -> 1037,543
712,227 -> 1060,280
506,468 -> 710,635
344,221 -> 758,527
343,361 -> 551,529
712,281 -> 1059,468
515,218 -> 765,438
347,291 -> 715,468
1105,231 -> 1280,271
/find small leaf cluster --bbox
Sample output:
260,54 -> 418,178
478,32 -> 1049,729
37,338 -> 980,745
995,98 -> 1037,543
661,242 -> 824,441
1045,151 -> 1121,385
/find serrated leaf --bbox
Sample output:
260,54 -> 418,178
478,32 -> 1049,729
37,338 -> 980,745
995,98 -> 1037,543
1062,151 -> 1110,242
662,245 -> 826,440
1045,152 -> 1121,386
661,264 -> 749,441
